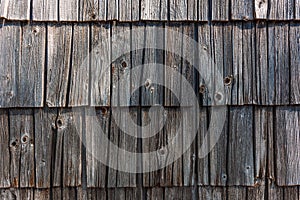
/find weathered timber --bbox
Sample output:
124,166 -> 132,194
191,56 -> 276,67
80,0 -> 105,21
0,0 -> 30,20
68,24 -> 90,107
268,22 -> 290,105
141,0 -> 168,20
198,23 -> 212,106
212,0 -> 229,21
232,22 -> 255,105
118,0 -> 140,21
269,0 -> 294,20
85,108 -> 109,187
276,107 -> 300,186
32,0 -> 58,21
46,24 -> 72,107
209,107 -> 228,186
290,23 -> 300,104
34,108 -> 57,188
9,109 -> 35,187
111,23 -> 131,107
20,23 -> 46,107
254,107 -> 272,184
160,108 -> 183,186
59,0 -> 78,21
0,110 -> 10,188
254,0 -> 268,19
0,23 -> 20,107
198,187 -> 226,199
197,107 -> 209,185
255,22 -> 269,105
169,0 -> 198,21
52,109 -> 83,186
228,106 -> 254,186
90,23 -> 111,106
142,107 -> 163,187
231,0 -> 253,20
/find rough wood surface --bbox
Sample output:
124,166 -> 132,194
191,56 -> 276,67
254,107 -> 272,185
197,107 -> 209,185
254,0 -> 268,19
269,0 -> 294,20
297,1 -> 300,19
132,23 -> 164,106
232,22 -> 255,105
212,0 -> 229,21
142,107 -> 163,187
198,23 -> 212,106
160,108 -> 183,186
141,0 -> 168,20
0,23 -> 21,108
90,23 -> 111,106
68,24 -> 90,107
119,0 -> 140,21
80,0 -> 104,21
85,108 -> 109,187
268,22 -> 290,105
227,106 -> 254,186
165,23 -> 182,106
20,23 -> 46,107
0,110 -> 10,188
0,0 -> 30,20
34,108 -> 57,188
276,107 -> 300,186
290,23 -> 300,104
107,0 -> 118,20
111,23 -> 131,107
32,0 -> 58,21
231,0 -> 253,20
209,107 -> 228,186
0,23 -> 45,107
255,22 -> 269,105
9,109 -> 35,188
57,109 -> 83,187
46,24 -> 72,107
59,0 -> 78,21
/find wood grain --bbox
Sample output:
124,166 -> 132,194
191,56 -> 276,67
268,22 -> 290,105
85,108 -> 109,187
276,107 -> 300,186
46,24 -> 72,107
269,0 -> 294,20
32,0 -> 58,21
34,108 -> 57,188
231,0 -> 253,20
68,24 -> 90,107
0,0 -> 30,20
9,109 -> 35,187
90,23 -> 111,106
0,23 -> 21,108
0,110 -> 10,188
59,0 -> 78,21
228,106 -> 254,186
290,23 -> 300,104
141,0 -> 168,20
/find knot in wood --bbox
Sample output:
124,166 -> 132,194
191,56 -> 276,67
121,60 -> 127,68
224,75 -> 233,86
199,84 -> 206,94
10,139 -> 19,148
56,118 -> 64,129
21,134 -> 29,144
214,92 -> 223,102
145,79 -> 151,88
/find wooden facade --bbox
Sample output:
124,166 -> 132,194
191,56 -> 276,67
0,0 -> 299,199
